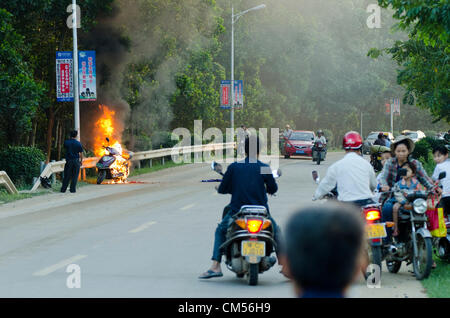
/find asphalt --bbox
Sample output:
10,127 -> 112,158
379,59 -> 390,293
0,152 -> 427,298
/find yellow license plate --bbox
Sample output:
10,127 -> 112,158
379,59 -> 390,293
366,223 -> 387,239
241,241 -> 265,257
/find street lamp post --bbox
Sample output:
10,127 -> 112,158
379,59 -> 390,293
230,4 -> 266,134
72,0 -> 80,141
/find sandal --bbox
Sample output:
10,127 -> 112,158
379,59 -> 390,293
199,269 -> 223,279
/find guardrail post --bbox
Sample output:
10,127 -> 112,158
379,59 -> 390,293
51,160 -> 56,184
149,159 -> 152,168
162,157 -> 165,165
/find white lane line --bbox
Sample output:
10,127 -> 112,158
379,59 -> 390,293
33,254 -> 87,277
180,203 -> 196,211
129,221 -> 157,234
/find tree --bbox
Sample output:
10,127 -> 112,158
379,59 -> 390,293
369,0 -> 450,123
0,8 -> 44,146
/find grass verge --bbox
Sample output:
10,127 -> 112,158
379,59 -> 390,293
421,253 -> 450,298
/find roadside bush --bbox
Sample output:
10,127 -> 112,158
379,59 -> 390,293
0,146 -> 45,186
411,139 -> 431,163
411,137 -> 445,175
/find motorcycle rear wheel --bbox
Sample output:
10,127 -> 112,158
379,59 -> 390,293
97,170 -> 106,184
247,264 -> 259,286
363,245 -> 382,281
413,235 -> 432,280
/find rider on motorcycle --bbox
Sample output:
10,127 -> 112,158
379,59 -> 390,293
199,135 -> 285,279
312,130 -> 327,158
379,136 -> 442,245
312,131 -> 377,207
314,130 -> 327,145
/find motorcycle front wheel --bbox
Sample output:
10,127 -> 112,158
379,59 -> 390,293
247,264 -> 259,286
413,235 -> 433,280
97,170 -> 106,184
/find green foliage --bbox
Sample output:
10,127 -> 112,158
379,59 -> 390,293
0,146 -> 46,186
0,8 -> 44,145
411,137 -> 445,174
373,0 -> 450,123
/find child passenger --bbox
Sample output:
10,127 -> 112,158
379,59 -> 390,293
392,162 -> 420,237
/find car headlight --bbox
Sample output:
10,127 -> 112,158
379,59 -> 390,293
413,199 -> 427,214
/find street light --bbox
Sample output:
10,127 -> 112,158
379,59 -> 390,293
230,3 -> 266,134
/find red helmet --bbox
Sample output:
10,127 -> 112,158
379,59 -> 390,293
343,131 -> 363,150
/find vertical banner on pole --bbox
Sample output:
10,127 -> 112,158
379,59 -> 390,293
233,80 -> 244,109
79,51 -> 97,101
220,80 -> 231,109
393,98 -> 400,116
56,52 -> 74,102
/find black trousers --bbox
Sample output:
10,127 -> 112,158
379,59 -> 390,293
61,159 -> 81,193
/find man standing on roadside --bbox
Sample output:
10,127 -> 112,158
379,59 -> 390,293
60,130 -> 84,193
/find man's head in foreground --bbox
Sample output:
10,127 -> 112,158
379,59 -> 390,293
284,203 -> 366,298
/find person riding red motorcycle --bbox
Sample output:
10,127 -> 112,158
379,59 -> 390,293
312,131 -> 377,207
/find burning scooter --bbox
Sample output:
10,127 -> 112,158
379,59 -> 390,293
96,138 -> 133,184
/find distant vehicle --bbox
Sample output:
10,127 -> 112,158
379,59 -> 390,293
362,131 -> 394,155
281,130 -> 315,159
398,130 -> 426,143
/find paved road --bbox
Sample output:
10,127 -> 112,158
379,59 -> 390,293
0,153 -> 427,297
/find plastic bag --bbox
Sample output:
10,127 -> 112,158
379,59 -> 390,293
426,195 -> 447,237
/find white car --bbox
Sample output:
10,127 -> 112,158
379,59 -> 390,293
397,130 -> 426,143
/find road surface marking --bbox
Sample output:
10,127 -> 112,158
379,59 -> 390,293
129,221 -> 157,234
180,203 -> 196,211
33,254 -> 87,277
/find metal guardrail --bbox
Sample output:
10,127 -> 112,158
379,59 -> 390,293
29,142 -> 235,192
0,171 -> 19,194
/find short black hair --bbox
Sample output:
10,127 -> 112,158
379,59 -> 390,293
285,204 -> 364,292
245,135 -> 260,157
433,145 -> 448,156
70,130 -> 78,138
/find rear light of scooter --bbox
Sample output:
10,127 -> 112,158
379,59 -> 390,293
247,219 -> 264,234
365,210 -> 381,222
235,219 -> 246,230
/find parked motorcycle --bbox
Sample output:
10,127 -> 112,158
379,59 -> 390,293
96,138 -> 133,184
209,161 -> 281,286
312,140 -> 326,165
312,171 -> 386,281
383,168 -> 437,280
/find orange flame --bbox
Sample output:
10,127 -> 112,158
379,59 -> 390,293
94,105 -> 130,183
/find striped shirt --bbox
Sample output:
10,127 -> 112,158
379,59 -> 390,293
379,157 -> 435,199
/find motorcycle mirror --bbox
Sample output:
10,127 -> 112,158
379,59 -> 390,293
106,137 -> 110,143
211,161 -> 223,174
312,170 -> 320,184
439,171 -> 446,180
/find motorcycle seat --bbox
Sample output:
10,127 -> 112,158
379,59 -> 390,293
238,205 -> 268,216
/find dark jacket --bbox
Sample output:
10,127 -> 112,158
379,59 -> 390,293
218,157 -> 278,214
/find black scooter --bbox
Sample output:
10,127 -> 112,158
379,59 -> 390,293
207,161 -> 282,286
